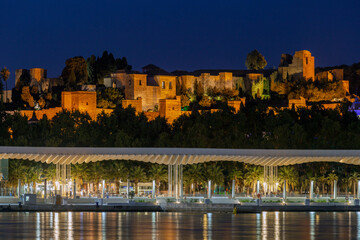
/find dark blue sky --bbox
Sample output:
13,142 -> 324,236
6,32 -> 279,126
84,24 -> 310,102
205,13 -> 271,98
1,0 -> 359,87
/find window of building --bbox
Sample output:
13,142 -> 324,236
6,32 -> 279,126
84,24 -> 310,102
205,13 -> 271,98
169,81 -> 173,89
129,80 -> 131,86
139,80 -> 142,86
306,57 -> 308,64
162,81 -> 165,89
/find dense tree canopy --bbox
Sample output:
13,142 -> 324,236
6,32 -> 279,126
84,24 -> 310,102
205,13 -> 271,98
0,100 -> 359,149
61,56 -> 88,90
86,51 -> 132,85
245,49 -> 267,70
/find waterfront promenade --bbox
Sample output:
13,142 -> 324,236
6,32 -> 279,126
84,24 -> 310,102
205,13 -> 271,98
1,195 -> 360,213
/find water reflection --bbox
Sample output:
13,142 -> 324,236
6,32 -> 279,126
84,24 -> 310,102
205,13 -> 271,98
1,212 -> 360,239
309,211 -> 315,240
274,212 -> 279,240
262,212 -> 267,240
54,212 -> 59,240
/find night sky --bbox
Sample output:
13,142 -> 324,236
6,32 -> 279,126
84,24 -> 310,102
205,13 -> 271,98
1,0 -> 359,87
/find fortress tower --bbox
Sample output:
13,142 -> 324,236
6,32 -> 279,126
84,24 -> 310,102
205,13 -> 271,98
278,50 -> 315,81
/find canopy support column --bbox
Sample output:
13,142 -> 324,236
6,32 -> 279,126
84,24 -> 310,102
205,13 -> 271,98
73,179 -> 76,199
18,179 -> 21,200
310,181 -> 314,199
232,180 -> 235,199
168,165 -> 172,197
102,180 -> 105,199
333,180 -> 337,199
126,179 -> 130,198
44,179 -> 47,200
152,180 -> 156,199
179,164 -> 183,199
208,180 -> 211,199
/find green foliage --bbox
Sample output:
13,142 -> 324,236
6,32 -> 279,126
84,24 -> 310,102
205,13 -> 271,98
316,62 -> 360,95
0,67 -> 10,100
86,51 -> 132,85
61,56 -> 88,90
286,78 -> 346,101
279,166 -> 299,192
97,87 -> 124,108
0,67 -> 10,82
1,101 -> 360,150
245,49 -> 267,70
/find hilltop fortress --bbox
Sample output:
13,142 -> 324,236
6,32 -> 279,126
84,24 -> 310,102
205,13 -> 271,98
14,50 -> 351,123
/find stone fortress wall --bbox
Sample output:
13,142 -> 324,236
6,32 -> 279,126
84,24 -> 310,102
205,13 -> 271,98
15,68 -> 63,92
18,49 -> 352,124
278,50 -> 315,81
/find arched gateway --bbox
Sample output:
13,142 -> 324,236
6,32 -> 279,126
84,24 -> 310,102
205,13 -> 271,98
1,147 -> 360,199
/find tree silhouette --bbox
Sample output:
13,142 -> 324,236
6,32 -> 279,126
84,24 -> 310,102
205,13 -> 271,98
245,49 -> 267,70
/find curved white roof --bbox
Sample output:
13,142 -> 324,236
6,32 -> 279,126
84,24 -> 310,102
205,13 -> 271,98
1,146 -> 360,166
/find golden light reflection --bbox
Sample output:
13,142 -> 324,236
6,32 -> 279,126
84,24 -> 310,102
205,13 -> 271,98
282,212 -> 286,239
203,214 -> 208,240
68,212 -> 73,240
54,212 -> 59,240
274,212 -> 280,240
262,212 -> 267,240
152,212 -> 157,240
118,213 -> 123,240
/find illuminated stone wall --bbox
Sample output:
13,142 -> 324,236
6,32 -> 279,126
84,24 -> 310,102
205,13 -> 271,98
159,96 -> 182,124
21,107 -> 63,120
278,50 -> 315,81
122,98 -> 142,113
21,91 -> 112,121
342,80 -> 350,94
316,69 -> 344,81
104,71 -> 128,88
61,91 -> 97,119
228,98 -> 246,113
144,112 -> 160,121
288,97 -> 307,109
153,75 -> 177,99
178,72 -> 234,94
125,74 -> 161,111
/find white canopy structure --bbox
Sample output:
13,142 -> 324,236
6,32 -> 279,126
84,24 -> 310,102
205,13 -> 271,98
1,146 -> 360,166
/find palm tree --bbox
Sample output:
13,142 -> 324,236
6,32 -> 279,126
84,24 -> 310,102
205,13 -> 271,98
184,164 -> 205,196
149,164 -> 167,195
7,160 -> 27,196
204,163 -> 224,195
244,166 -> 263,195
24,164 -> 42,194
130,166 -> 147,195
327,173 -> 338,197
87,162 -> 104,194
302,173 -> 317,195
71,163 -> 91,194
229,167 -> 243,194
110,161 -> 129,194
278,166 -> 298,195
0,67 -> 10,102
348,172 -> 360,198
43,164 -> 56,182
318,176 -> 328,195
